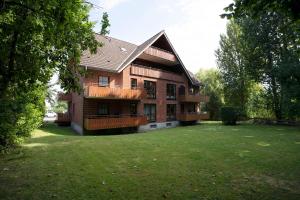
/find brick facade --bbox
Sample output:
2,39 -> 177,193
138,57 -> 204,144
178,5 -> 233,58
56,31 -> 208,134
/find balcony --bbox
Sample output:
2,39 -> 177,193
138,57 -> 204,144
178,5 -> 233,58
139,46 -> 178,65
84,115 -> 148,130
178,94 -> 209,103
58,93 -> 72,101
55,113 -> 71,125
84,85 -> 146,100
131,65 -> 184,82
177,113 -> 210,121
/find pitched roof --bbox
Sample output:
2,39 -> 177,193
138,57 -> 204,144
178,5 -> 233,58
80,31 -> 200,86
80,34 -> 137,72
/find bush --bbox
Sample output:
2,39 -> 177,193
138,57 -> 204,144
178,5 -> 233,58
220,107 -> 238,125
0,85 -> 45,152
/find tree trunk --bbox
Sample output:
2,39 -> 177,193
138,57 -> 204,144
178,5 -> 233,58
0,29 -> 19,98
270,75 -> 282,120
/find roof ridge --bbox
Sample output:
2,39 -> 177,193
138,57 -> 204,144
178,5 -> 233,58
116,30 -> 165,71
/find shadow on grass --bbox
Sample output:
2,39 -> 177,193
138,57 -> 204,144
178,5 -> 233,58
40,122 -> 77,136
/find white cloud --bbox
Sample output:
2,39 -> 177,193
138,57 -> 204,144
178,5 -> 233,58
162,0 -> 231,72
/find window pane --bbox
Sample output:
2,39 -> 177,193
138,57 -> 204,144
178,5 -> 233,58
99,76 -> 109,87
144,80 -> 156,99
144,104 -> 156,122
167,84 -> 176,100
167,104 -> 176,121
98,104 -> 109,115
131,78 -> 137,89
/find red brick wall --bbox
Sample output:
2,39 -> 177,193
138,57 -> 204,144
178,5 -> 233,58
77,63 -> 199,125
121,65 -> 193,123
84,69 -> 122,88
71,92 -> 83,126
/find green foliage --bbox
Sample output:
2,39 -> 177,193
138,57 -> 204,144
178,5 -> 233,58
0,85 -> 45,151
246,84 -> 274,119
215,20 -> 252,115
239,13 -> 300,120
100,12 -> 110,35
222,0 -> 300,21
221,1 -> 300,120
53,101 -> 68,113
196,69 -> 224,120
0,0 -> 99,149
220,107 -> 238,125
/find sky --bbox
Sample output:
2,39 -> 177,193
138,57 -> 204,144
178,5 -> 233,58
89,0 -> 232,73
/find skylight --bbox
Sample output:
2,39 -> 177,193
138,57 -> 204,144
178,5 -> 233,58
120,47 -> 127,52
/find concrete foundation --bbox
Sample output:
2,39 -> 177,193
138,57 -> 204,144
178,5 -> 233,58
138,121 -> 179,132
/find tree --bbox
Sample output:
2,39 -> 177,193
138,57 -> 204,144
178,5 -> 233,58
220,1 -> 300,120
215,20 -> 252,116
100,12 -> 110,35
196,69 -> 224,120
239,12 -> 300,120
221,0 -> 300,21
52,101 -> 68,113
0,0 -> 100,149
0,84 -> 45,151
246,84 -> 274,119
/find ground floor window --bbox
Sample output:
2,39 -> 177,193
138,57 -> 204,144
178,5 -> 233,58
167,104 -> 176,121
180,104 -> 184,114
98,103 -> 109,115
144,104 -> 156,122
130,103 -> 137,116
187,104 -> 196,113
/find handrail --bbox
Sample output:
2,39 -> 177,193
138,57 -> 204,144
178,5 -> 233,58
84,83 -> 144,90
149,46 -> 174,54
84,85 -> 146,99
179,112 -> 209,115
85,114 -> 144,119
179,93 -> 201,96
131,63 -> 182,76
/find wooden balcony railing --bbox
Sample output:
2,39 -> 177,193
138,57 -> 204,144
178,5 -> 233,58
57,93 -> 72,101
84,115 -> 148,130
144,46 -> 177,62
177,113 -> 210,121
178,94 -> 209,103
130,64 -> 184,82
84,85 -> 146,100
55,113 -> 71,125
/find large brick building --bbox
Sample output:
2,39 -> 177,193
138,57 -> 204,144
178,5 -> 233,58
56,30 -> 209,134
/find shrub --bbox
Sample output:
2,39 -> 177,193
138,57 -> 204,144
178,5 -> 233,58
0,85 -> 45,152
220,107 -> 238,125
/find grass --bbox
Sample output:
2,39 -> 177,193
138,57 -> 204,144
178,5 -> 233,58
0,122 -> 300,200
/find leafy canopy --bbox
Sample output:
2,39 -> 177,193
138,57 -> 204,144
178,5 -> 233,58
0,0 -> 100,149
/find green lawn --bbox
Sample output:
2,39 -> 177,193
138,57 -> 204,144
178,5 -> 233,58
1,122 -> 300,200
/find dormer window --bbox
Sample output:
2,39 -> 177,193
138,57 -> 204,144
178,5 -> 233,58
99,76 -> 109,87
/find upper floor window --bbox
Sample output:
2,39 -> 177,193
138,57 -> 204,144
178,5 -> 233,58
99,76 -> 109,87
166,84 -> 176,100
179,85 -> 185,96
144,80 -> 156,99
189,86 -> 199,95
131,78 -> 137,89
